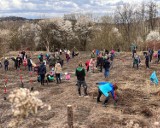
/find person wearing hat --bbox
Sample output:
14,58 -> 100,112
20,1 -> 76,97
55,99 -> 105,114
75,61 -> 88,96
96,82 -> 118,107
4,57 -> 9,71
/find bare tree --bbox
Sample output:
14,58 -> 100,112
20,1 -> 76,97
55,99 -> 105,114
74,15 -> 94,50
146,1 -> 158,31
17,23 -> 41,50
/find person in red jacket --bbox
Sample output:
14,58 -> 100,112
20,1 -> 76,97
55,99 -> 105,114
85,60 -> 90,72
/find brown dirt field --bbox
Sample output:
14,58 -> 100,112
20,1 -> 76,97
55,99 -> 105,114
0,51 -> 160,128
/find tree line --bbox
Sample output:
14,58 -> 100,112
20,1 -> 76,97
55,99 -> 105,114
0,1 -> 160,56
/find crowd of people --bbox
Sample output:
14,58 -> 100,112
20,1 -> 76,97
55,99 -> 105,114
2,46 -> 160,108
132,47 -> 160,70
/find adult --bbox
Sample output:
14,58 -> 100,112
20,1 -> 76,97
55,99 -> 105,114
96,82 -> 118,107
27,57 -> 32,71
148,48 -> 154,62
145,52 -> 150,69
157,49 -> 160,63
15,55 -> 21,70
54,61 -> 62,84
21,50 -> 26,60
59,49 -> 62,55
75,61 -> 88,96
38,62 -> 46,85
4,57 -> 9,71
72,50 -> 75,58
66,53 -> 70,63
38,53 -> 43,62
103,57 -> 111,79
132,48 -> 136,58
96,53 -> 103,72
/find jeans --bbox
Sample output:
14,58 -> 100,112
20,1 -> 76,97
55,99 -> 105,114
104,69 -> 110,78
40,74 -> 45,85
28,65 -> 32,71
133,63 -> 139,69
4,65 -> 8,71
77,80 -> 87,96
146,61 -> 149,68
97,89 -> 110,105
56,73 -> 61,84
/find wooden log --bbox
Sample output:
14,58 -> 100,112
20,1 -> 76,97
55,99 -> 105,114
67,105 -> 73,128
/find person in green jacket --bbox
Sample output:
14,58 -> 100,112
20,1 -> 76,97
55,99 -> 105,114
75,61 -> 88,97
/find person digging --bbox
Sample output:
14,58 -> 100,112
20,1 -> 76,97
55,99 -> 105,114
96,82 -> 118,107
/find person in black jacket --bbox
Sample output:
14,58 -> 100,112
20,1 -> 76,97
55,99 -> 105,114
21,50 -> 26,60
75,61 -> 88,97
27,57 -> 32,71
96,53 -> 103,72
145,52 -> 150,69
38,62 -> 46,85
4,57 -> 9,71
103,57 -> 110,79
148,48 -> 154,62
15,55 -> 21,70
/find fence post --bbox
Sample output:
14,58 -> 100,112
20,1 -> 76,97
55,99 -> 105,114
67,105 -> 73,128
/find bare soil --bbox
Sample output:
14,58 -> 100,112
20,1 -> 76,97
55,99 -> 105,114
0,51 -> 160,128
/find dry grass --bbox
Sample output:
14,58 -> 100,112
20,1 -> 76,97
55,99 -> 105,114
0,51 -> 160,128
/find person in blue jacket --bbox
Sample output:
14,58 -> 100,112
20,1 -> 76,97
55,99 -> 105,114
96,82 -> 118,107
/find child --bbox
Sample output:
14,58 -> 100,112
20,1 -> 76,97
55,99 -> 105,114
133,55 -> 141,69
47,68 -> 54,82
65,72 -> 71,80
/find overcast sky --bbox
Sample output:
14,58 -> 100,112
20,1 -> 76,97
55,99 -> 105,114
0,0 -> 159,19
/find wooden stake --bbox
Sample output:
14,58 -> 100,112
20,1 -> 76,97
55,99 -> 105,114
67,105 -> 73,128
